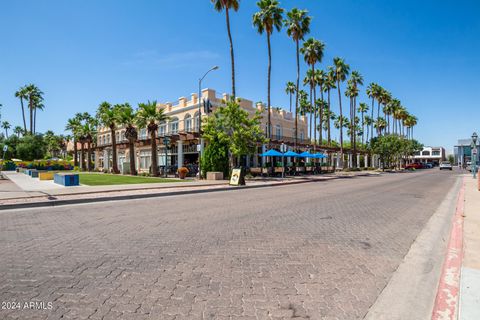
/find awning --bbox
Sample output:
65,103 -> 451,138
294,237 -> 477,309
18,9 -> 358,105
260,149 -> 284,157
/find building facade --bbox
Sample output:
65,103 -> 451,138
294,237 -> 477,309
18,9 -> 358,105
454,138 -> 480,166
94,88 -> 309,174
412,146 -> 446,165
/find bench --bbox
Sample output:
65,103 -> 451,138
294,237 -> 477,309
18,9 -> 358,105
54,173 -> 79,186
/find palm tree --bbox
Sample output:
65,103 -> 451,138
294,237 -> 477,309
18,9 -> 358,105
97,102 -> 121,174
364,115 -> 373,143
33,99 -> 45,134
14,86 -> 28,133
117,103 -> 138,176
315,69 -> 326,145
2,121 -> 11,138
348,71 -> 363,165
285,81 -> 296,113
212,0 -> 240,98
65,116 -> 82,167
333,57 -> 350,167
253,0 -> 284,140
374,117 -> 387,136
135,101 -> 169,177
324,67 -> 336,146
358,103 -> 368,144
301,37 -> 325,147
13,126 -> 23,138
24,84 -> 44,134
285,8 -> 311,148
303,69 -> 315,140
366,83 -> 378,139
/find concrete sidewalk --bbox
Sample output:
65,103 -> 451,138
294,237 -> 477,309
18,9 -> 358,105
459,176 -> 480,320
0,170 -> 380,210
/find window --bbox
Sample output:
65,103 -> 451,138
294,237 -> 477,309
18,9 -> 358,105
184,114 -> 192,132
275,125 -> 282,140
102,135 -> 106,145
432,151 -> 440,156
158,122 -> 166,137
193,112 -> 200,131
414,151 -> 421,156
140,128 -> 147,140
300,131 -> 305,142
170,117 -> 179,134
107,134 -> 111,144
121,131 -> 126,141
422,151 -> 430,156
139,150 -> 151,170
115,132 -> 120,142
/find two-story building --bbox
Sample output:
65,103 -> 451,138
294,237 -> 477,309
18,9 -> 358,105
412,146 -> 446,165
94,88 -> 309,174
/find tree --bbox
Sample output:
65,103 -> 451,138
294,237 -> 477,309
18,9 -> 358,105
79,115 -> 97,171
200,136 -> 229,178
366,83 -> 378,140
202,100 -> 266,173
324,67 -> 336,146
2,121 -> 11,138
135,101 -> 168,177
117,103 -> 138,176
333,57 -> 350,167
301,38 -> 325,147
16,135 -> 47,161
24,84 -> 44,134
285,8 -> 311,148
14,86 -> 28,133
253,0 -> 283,140
315,69 -> 326,145
364,115 -> 373,143
358,103 -> 368,145
97,102 -> 121,174
65,116 -> 82,167
285,81 -> 296,113
212,0 -> 240,98
13,126 -> 23,138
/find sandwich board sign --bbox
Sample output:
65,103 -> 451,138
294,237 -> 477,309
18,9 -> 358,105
229,167 -> 245,186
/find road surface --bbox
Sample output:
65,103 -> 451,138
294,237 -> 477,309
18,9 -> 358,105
0,170 -> 458,319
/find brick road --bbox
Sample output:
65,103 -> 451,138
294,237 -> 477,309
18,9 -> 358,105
0,170 -> 458,320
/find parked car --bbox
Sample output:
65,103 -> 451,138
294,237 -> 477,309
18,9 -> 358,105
405,163 -> 423,170
439,161 -> 453,170
424,162 -> 434,169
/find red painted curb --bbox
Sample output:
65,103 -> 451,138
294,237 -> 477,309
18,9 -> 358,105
431,178 -> 465,320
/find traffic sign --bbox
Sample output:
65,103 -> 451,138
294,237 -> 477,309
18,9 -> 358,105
2,145 -> 7,152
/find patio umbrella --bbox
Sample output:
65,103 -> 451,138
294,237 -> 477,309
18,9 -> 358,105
299,151 -> 313,158
260,149 -> 283,157
284,151 -> 300,157
312,153 -> 327,159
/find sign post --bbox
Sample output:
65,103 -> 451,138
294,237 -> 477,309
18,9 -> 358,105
473,148 -> 477,179
1,145 -> 7,173
280,143 -> 287,179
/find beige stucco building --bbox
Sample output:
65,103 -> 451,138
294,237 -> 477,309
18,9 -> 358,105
93,88 -> 308,175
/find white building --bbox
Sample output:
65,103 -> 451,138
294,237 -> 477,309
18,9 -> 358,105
412,146 -> 446,165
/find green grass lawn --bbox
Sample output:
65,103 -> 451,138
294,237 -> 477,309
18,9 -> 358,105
78,173 -> 190,186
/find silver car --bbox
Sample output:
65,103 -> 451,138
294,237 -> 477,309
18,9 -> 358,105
439,162 -> 452,170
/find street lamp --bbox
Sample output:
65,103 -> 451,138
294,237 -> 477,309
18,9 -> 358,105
197,65 -> 219,179
472,132 -> 478,178
163,136 -> 170,178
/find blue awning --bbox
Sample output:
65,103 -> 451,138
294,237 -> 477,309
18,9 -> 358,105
312,153 -> 327,159
299,151 -> 313,158
260,149 -> 283,157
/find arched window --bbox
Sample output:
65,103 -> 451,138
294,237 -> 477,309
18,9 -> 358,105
170,117 -> 179,134
115,132 -> 120,142
121,131 -> 126,141
158,121 -> 166,137
140,128 -> 147,140
102,135 -> 106,145
300,131 -> 305,142
184,114 -> 192,132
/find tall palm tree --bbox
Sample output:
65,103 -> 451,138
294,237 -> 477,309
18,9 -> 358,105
285,81 -> 296,113
333,57 -> 350,167
348,71 -> 363,164
285,8 -> 311,149
315,69 -> 326,145
24,84 -> 44,134
301,37 -> 325,147
366,83 -> 378,140
324,67 -> 336,146
66,116 -> 81,167
14,86 -> 28,133
135,101 -> 169,177
33,99 -> 44,134
303,70 -> 315,140
253,0 -> 284,140
358,103 -> 368,144
212,0 -> 240,98
117,103 -> 138,176
375,117 -> 387,136
364,115 -> 373,143
13,126 -> 23,138
2,121 -> 11,138
97,102 -> 121,174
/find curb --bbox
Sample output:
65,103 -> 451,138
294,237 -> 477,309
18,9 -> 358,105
431,178 -> 465,320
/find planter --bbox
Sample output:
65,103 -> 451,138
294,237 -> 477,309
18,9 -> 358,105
206,172 -> 224,180
274,167 -> 284,173
178,171 -> 187,179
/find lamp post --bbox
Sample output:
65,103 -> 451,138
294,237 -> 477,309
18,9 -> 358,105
472,132 -> 478,178
197,66 -> 219,179
163,136 -> 170,178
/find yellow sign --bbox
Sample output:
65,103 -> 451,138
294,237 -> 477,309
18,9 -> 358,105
229,168 -> 243,186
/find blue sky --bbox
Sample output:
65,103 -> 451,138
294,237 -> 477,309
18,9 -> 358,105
1,0 -> 479,152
